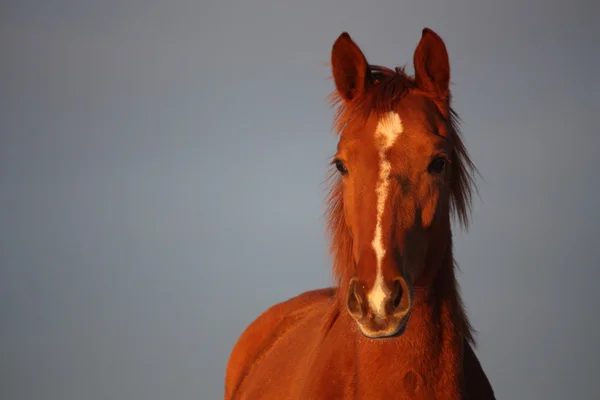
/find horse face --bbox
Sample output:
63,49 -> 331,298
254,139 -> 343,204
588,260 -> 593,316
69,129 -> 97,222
331,30 -> 454,338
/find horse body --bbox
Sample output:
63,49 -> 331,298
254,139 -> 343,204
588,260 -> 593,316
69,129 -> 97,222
225,286 -> 494,399
224,28 -> 495,399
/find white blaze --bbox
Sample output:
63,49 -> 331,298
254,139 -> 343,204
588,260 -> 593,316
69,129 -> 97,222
367,112 -> 403,317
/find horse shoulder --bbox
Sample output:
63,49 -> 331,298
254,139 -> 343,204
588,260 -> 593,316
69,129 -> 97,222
463,339 -> 496,399
224,287 -> 335,399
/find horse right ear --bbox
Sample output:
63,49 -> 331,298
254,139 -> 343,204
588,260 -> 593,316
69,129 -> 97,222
331,32 -> 371,102
413,28 -> 450,99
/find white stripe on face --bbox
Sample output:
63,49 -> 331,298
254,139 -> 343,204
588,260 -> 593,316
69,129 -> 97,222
368,112 -> 403,317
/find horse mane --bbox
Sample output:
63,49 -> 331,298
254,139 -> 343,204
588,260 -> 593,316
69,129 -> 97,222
325,64 -> 478,345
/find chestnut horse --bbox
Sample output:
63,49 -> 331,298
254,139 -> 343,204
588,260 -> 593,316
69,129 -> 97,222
225,28 -> 495,399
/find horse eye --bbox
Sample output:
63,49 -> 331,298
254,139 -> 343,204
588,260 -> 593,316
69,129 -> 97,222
334,159 -> 348,175
428,157 -> 447,175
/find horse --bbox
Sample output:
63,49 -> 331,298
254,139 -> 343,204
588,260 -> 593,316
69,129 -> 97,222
224,28 -> 495,399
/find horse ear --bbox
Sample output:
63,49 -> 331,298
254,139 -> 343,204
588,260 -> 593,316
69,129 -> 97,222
413,28 -> 450,98
331,32 -> 371,102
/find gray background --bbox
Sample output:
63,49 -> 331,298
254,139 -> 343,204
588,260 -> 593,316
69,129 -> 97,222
1,0 -> 598,399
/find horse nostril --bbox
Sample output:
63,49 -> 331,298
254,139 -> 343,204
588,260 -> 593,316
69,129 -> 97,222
391,277 -> 412,317
392,279 -> 403,310
347,279 -> 365,318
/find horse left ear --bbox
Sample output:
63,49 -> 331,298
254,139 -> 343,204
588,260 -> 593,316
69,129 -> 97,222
413,28 -> 450,99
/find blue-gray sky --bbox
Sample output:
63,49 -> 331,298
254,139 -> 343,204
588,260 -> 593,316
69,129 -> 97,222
1,1 -> 598,399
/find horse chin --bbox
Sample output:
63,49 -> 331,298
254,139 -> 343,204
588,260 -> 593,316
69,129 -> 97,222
356,315 -> 410,340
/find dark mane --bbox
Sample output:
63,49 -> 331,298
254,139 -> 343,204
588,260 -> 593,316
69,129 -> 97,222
328,65 -> 415,132
325,63 -> 478,344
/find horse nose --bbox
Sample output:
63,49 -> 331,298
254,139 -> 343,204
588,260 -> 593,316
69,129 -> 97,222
346,276 -> 413,338
347,277 -> 411,319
